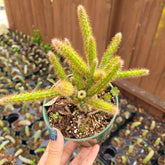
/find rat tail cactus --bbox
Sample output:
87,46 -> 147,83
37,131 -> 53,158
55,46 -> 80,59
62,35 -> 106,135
0,5 -> 149,115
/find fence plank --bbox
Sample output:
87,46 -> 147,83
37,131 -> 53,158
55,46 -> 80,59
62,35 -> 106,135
117,0 -> 146,69
140,4 -> 165,99
130,0 -> 164,86
30,0 -> 46,41
95,0 -> 112,61
154,66 -> 165,99
4,0 -> 15,29
21,0 -> 33,36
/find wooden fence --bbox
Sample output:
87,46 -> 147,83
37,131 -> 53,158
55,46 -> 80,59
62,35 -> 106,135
4,0 -> 165,101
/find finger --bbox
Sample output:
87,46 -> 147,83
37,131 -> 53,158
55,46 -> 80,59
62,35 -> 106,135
45,128 -> 64,165
69,146 -> 94,165
60,141 -> 77,165
38,145 -> 49,165
81,144 -> 100,165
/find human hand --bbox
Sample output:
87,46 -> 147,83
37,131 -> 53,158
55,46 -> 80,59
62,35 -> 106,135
38,128 -> 100,165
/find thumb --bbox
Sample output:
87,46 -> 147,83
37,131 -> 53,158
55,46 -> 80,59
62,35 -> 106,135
45,128 -> 64,165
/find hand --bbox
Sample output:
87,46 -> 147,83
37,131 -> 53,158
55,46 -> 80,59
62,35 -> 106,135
38,128 -> 100,165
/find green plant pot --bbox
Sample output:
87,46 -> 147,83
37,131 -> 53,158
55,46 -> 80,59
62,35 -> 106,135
43,83 -> 118,146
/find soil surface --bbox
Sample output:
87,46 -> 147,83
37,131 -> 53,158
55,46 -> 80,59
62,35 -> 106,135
28,138 -> 42,150
47,96 -> 114,139
41,130 -> 49,140
20,130 -> 33,140
32,121 -> 45,131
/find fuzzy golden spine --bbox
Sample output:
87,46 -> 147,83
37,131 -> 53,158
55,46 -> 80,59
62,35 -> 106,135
48,51 -> 67,81
87,98 -> 118,115
100,33 -> 122,69
116,69 -> 149,79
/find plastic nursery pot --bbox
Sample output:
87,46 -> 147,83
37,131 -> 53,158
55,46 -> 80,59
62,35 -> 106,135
127,121 -> 141,132
158,156 -> 165,165
32,121 -> 45,132
119,129 -> 133,140
20,126 -> 34,142
12,120 -> 31,134
136,153 -> 154,165
28,130 -> 42,150
43,83 -> 118,146
6,136 -> 22,149
124,145 -> 137,158
99,145 -> 117,165
0,154 -> 16,165
7,113 -> 19,124
121,110 -> 132,121
14,144 -> 30,158
115,155 -> 129,165
133,114 -> 145,124
41,129 -> 49,141
18,154 -> 38,165
131,137 -> 147,149
111,137 -> 125,148
144,146 -> 158,162
114,115 -> 125,127
93,159 -> 104,165
126,104 -> 137,115
150,138 -> 164,153
139,129 -> 151,141
119,98 -> 128,110
0,120 -> 9,131
34,147 -> 46,160
0,146 -> 7,158
1,128 -> 15,137
144,120 -> 157,132
157,131 -> 165,142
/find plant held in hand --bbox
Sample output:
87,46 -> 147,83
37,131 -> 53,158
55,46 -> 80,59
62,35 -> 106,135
0,5 -> 149,140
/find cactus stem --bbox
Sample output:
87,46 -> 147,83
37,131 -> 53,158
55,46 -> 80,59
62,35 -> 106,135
34,130 -> 41,143
15,149 -> 23,157
0,158 -> 8,165
143,150 -> 154,164
131,122 -> 141,130
5,135 -> 15,144
18,155 -> 36,165
25,126 -> 30,137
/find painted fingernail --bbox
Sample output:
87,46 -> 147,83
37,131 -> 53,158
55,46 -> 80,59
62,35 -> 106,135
49,128 -> 57,141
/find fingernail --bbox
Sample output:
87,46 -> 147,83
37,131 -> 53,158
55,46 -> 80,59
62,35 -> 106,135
49,128 -> 57,141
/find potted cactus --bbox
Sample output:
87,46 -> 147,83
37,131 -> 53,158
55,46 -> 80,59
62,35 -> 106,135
0,5 -> 149,145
